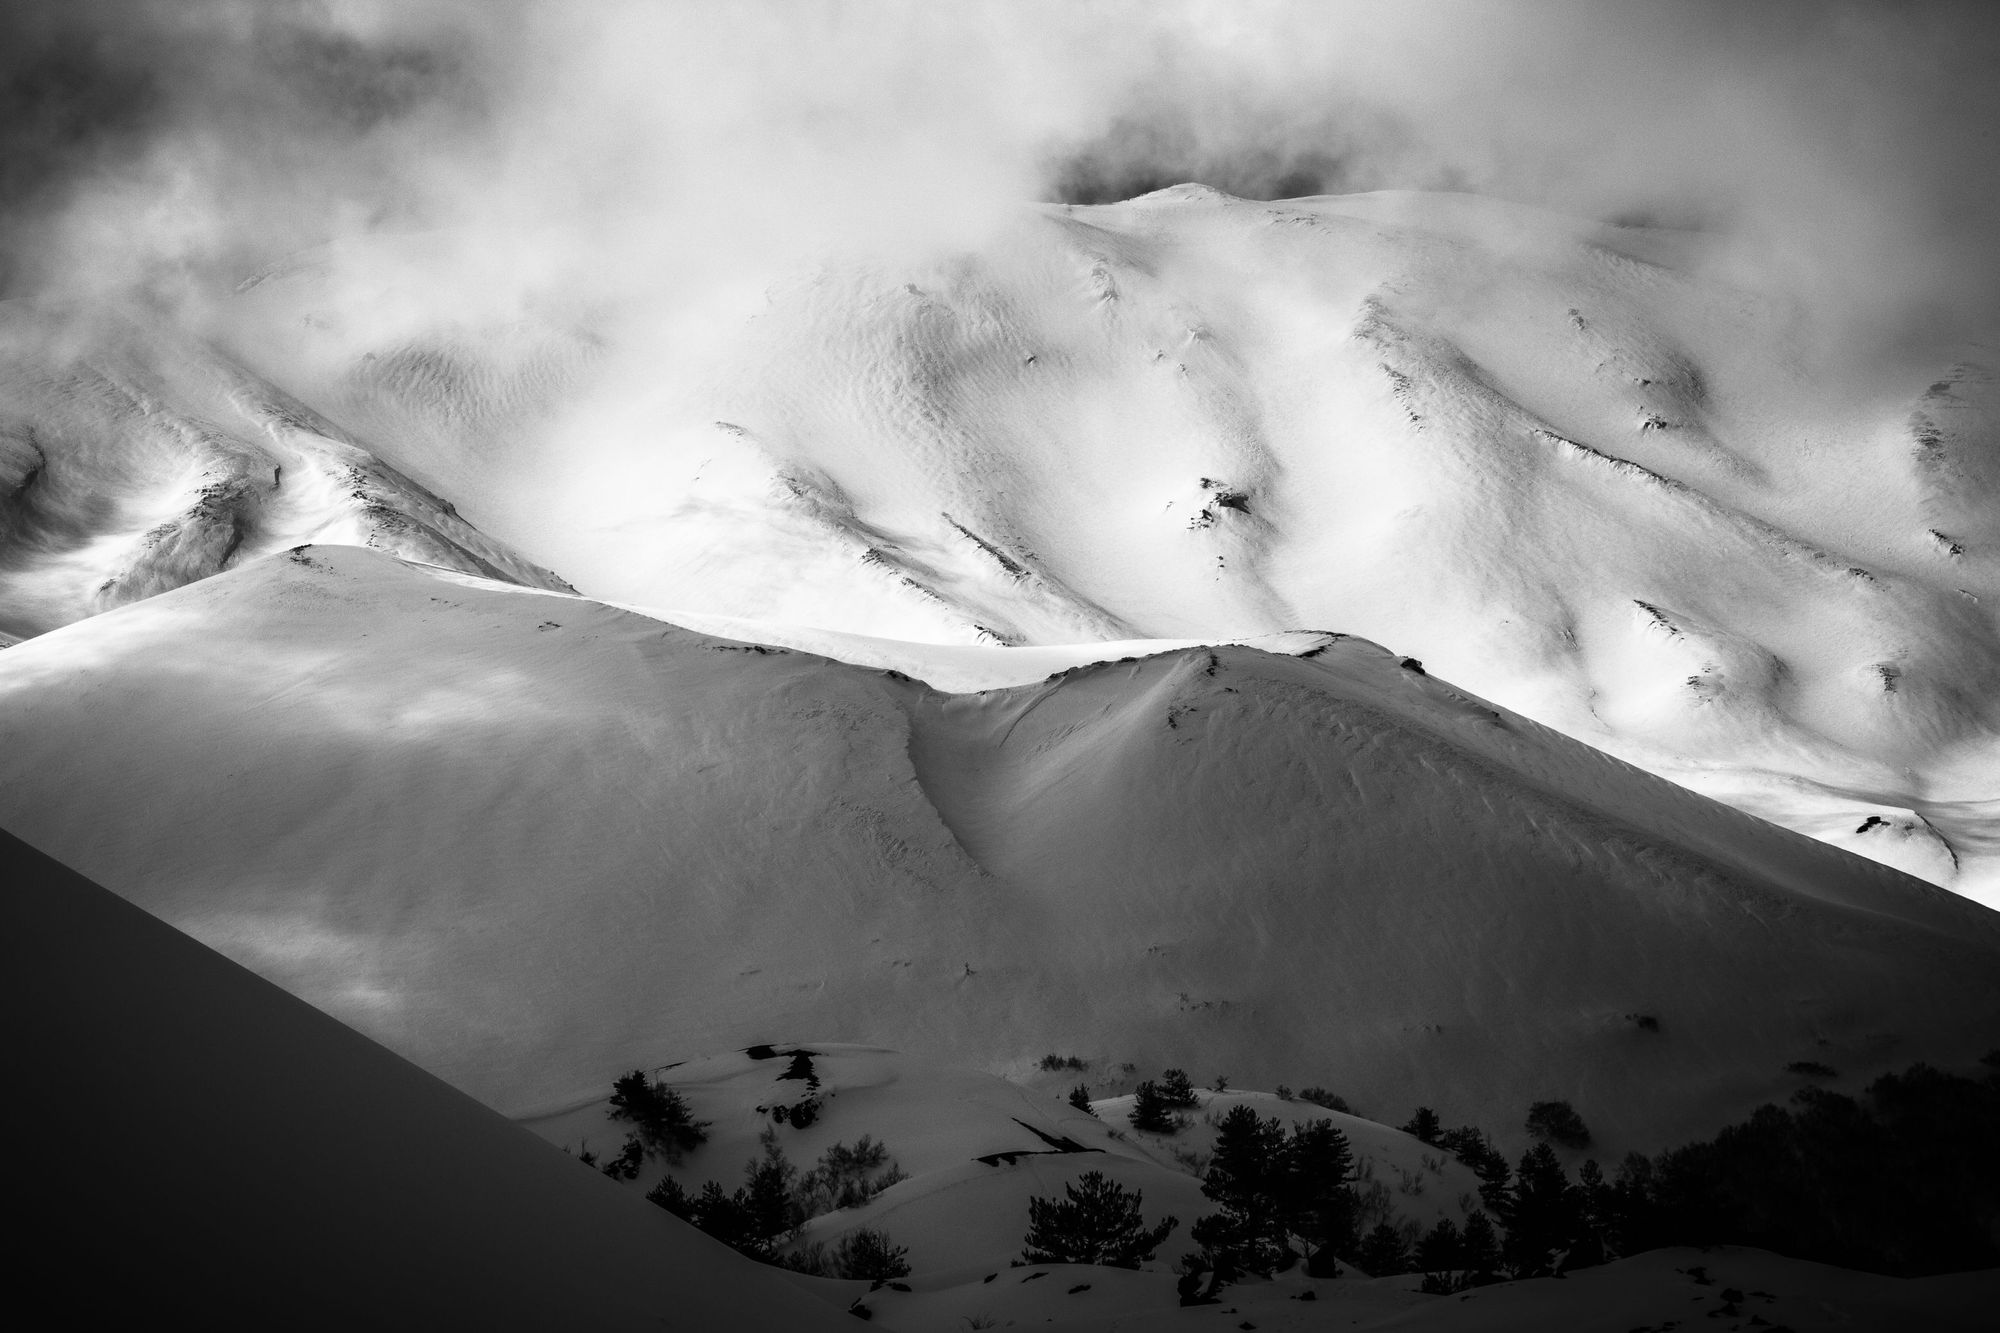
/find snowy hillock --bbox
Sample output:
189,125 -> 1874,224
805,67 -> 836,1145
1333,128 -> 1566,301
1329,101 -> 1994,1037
531,1043 -> 1200,1277
531,1045 -> 1482,1279
0,300 -> 571,641
1090,1087 -> 1486,1243
3,544 -> 1995,1155
220,191 -> 2000,903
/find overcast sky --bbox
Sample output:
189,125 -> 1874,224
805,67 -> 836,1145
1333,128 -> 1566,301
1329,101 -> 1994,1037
5,0 -> 1998,365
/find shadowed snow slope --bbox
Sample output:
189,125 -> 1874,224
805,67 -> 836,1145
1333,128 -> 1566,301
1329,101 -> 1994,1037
223,190 -> 2000,903
845,1246 -> 2000,1332
3,545 -> 1995,1155
0,300 -> 572,641
1,829 -> 849,1331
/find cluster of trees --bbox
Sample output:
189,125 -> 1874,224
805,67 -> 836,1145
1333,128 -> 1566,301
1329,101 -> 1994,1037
1381,1101 -> 1691,1285
603,1054 -> 2000,1290
1380,1058 -> 2000,1282
1123,1069 -> 1351,1132
763,1050 -> 823,1128
1290,1086 -> 1351,1114
604,1069 -> 711,1167
1021,1105 -> 1362,1297
1031,1056 -> 2000,1294
1631,1060 -> 2000,1276
1186,1107 -> 1360,1281
585,1068 -> 912,1280
647,1128 -> 911,1277
1524,1100 -> 1592,1149
1354,1212 -> 1503,1292
1021,1171 -> 1177,1268
1128,1068 -> 1202,1132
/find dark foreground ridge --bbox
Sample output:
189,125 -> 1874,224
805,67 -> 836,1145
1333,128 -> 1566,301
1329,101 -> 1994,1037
1,827 -> 846,1332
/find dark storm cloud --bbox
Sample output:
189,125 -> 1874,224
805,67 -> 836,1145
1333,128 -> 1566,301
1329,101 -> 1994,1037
0,1 -> 484,302
0,5 -> 162,290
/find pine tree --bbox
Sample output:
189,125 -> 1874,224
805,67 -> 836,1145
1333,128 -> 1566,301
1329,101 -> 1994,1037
1503,1143 -> 1580,1278
1158,1068 -> 1200,1109
1205,1107 -> 1287,1206
690,1180 -> 758,1254
741,1130 -> 801,1244
645,1173 -> 694,1220
1191,1106 -> 1291,1276
1459,1211 -> 1502,1278
1278,1119 -> 1359,1276
1355,1222 -> 1409,1275
1454,1132 -> 1513,1221
1606,1151 -> 1659,1255
1021,1170 -> 1178,1268
1401,1107 -> 1444,1145
1435,1124 -> 1512,1213
831,1228 -> 911,1281
1188,1210 -> 1265,1282
1415,1217 -> 1462,1275
1068,1084 -> 1095,1114
1569,1158 -> 1612,1268
1130,1080 -> 1179,1133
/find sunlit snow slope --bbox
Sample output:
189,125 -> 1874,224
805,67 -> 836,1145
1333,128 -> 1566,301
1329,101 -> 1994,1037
3,545 -> 1993,1152
0,300 -> 571,642
224,189 -> 2000,904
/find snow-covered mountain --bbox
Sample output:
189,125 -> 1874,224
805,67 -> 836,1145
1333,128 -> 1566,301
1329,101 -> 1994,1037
217,189 -> 2000,906
2,542 -> 1991,1155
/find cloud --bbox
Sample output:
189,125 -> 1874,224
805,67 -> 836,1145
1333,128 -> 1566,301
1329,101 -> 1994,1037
8,1 -> 1998,372
0,0 -> 485,303
1038,1 -> 2000,366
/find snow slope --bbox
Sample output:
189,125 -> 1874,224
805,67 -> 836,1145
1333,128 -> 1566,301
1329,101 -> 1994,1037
222,190 -> 2000,904
849,1246 -> 2000,1332
3,827 -> 849,1331
0,300 -> 571,641
3,544 -> 1993,1155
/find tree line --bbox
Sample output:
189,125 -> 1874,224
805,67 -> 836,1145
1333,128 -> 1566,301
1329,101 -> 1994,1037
1033,1054 -> 2000,1295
